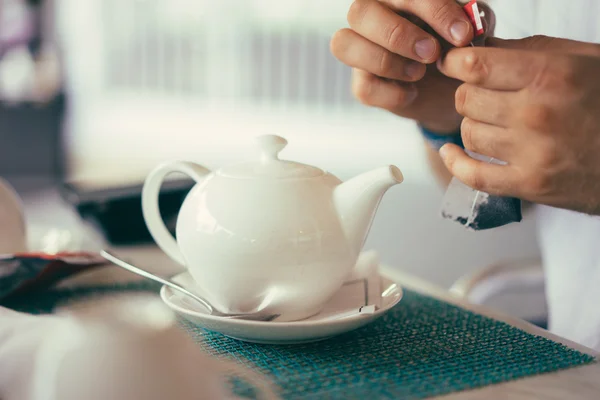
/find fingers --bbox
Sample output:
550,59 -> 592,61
460,118 -> 514,160
439,144 -> 519,196
454,84 -> 516,127
331,29 -> 426,81
381,0 -> 474,46
347,0 -> 440,63
351,68 -> 418,110
438,46 -> 547,90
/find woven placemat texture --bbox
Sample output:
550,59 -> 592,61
2,282 -> 595,400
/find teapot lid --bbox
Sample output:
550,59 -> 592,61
218,135 -> 324,179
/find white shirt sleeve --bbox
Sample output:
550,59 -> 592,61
485,0 -> 536,39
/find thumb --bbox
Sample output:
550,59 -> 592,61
487,35 -> 600,57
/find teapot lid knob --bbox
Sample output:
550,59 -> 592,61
256,134 -> 288,162
218,134 -> 323,178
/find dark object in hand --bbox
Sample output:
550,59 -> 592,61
441,176 -> 523,231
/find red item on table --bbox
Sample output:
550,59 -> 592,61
0,252 -> 107,301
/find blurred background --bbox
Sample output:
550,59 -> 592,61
0,0 -> 542,319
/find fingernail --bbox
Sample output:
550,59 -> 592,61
404,61 -> 423,79
450,20 -> 470,43
404,86 -> 419,105
439,144 -> 448,159
415,38 -> 436,60
436,57 -> 443,71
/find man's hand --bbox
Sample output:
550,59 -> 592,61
437,35 -> 600,214
330,0 -> 478,133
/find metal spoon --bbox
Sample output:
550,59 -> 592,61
100,250 -> 280,322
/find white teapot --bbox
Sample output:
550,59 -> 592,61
142,135 -> 403,321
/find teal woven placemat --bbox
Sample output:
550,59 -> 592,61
3,282 -> 595,399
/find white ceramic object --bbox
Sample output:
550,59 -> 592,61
160,270 -> 403,344
142,134 -> 403,322
0,309 -> 60,400
0,177 -> 27,254
26,295 -> 277,400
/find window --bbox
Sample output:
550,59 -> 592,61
56,0 -> 426,186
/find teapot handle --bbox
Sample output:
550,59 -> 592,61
141,161 -> 211,266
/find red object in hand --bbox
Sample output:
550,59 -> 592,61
463,0 -> 485,36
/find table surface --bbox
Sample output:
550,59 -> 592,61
11,177 -> 600,400
57,244 -> 600,400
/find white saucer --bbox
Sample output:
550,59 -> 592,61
160,272 -> 403,344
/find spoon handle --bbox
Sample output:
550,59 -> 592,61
99,250 -> 214,313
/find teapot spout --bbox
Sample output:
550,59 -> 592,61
333,166 -> 403,255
